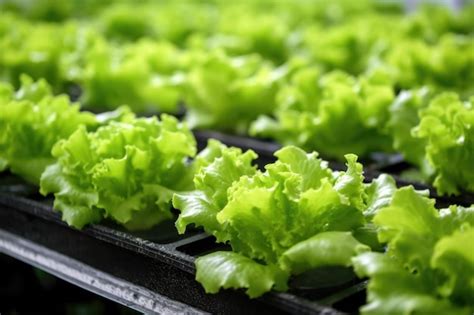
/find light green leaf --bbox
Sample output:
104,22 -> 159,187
280,231 -> 370,274
363,174 -> 397,219
195,251 -> 289,298
41,115 -> 195,230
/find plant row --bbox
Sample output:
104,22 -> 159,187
0,77 -> 472,314
1,2 -> 473,196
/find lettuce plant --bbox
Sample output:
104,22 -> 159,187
413,93 -> 474,195
174,142 -> 398,297
353,187 -> 474,314
251,69 -> 394,159
0,76 -> 96,184
388,90 -> 474,195
40,114 -> 196,230
183,51 -> 286,133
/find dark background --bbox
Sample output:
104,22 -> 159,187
0,254 -> 137,315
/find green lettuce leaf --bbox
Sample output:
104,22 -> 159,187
81,38 -> 187,113
175,145 -> 398,297
250,70 -> 394,159
386,88 -> 431,168
173,140 -> 258,239
353,187 -> 474,314
0,15 -> 66,89
280,231 -> 370,274
302,15 -> 398,75
353,252 -> 471,315
385,35 -> 474,97
183,51 -> 285,133
363,174 -> 397,219
189,10 -> 290,63
40,114 -> 196,230
413,93 -> 474,195
216,148 -> 365,263
195,251 -> 289,298
334,154 -> 366,210
0,76 -> 96,184
431,228 -> 474,305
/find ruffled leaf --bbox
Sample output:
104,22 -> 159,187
354,188 -> 474,314
173,141 -> 257,239
41,115 -> 195,230
353,252 -> 471,315
0,77 -> 97,184
413,93 -> 474,195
